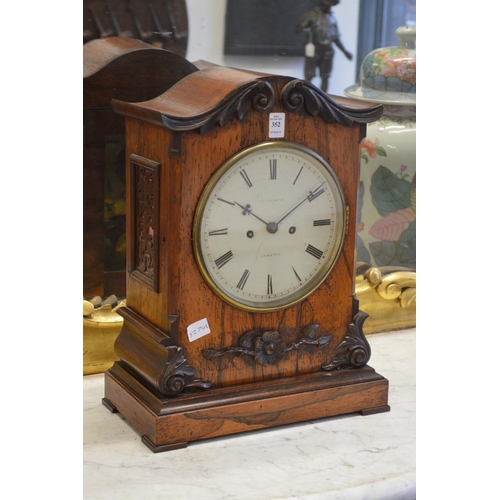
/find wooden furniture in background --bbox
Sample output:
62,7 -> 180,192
83,37 -> 198,298
83,0 -> 188,55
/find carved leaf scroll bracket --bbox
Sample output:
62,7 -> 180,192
281,79 -> 383,126
158,343 -> 212,396
203,323 -> 331,367
161,80 -> 275,134
322,312 -> 371,371
114,307 -> 212,398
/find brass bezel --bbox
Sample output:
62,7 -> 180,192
192,141 -> 346,313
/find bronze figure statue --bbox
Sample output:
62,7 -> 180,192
297,0 -> 353,92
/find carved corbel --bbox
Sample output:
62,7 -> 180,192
356,265 -> 416,308
355,265 -> 416,334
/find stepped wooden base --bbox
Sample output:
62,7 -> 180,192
103,361 -> 389,452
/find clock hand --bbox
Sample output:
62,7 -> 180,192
233,201 -> 269,226
276,182 -> 326,225
234,201 -> 280,234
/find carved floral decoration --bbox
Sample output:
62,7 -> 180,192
203,323 -> 331,367
253,330 -> 287,366
136,165 -> 156,278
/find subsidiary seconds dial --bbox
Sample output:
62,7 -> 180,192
193,142 -> 346,312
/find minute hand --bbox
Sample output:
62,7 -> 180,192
276,183 -> 326,225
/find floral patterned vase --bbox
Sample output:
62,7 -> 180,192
345,26 -> 416,270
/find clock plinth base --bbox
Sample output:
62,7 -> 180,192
103,361 -> 390,452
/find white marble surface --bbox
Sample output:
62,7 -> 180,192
83,328 -> 416,500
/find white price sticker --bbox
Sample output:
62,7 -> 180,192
187,318 -> 211,342
269,113 -> 285,138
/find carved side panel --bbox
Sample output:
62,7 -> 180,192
130,154 -> 160,292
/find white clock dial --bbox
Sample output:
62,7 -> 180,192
193,142 -> 346,312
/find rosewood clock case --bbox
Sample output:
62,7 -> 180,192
102,64 -> 390,452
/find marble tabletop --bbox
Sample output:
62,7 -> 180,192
83,328 -> 416,500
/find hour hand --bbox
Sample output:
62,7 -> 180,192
233,201 -> 269,226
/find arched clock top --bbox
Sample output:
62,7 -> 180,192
160,78 -> 276,134
111,66 -> 382,133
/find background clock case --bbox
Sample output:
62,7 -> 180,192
102,62 -> 390,452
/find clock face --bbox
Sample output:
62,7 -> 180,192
193,142 -> 346,312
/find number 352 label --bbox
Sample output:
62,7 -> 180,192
269,113 -> 285,138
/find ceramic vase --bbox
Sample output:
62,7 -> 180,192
345,26 -> 416,270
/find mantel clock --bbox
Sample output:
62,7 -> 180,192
102,65 -> 390,452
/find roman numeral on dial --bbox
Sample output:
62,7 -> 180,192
293,166 -> 303,185
269,159 -> 277,180
237,269 -> 250,290
313,219 -> 331,226
208,228 -> 228,236
214,250 -> 233,269
267,274 -> 273,294
305,244 -> 323,259
240,169 -> 252,188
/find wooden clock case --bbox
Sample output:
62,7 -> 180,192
102,64 -> 390,452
